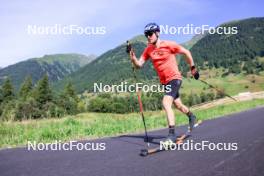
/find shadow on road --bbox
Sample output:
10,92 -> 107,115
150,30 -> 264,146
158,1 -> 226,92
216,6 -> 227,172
111,134 -> 184,147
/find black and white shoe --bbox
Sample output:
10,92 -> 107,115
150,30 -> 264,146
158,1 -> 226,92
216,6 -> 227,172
161,133 -> 177,148
189,113 -> 197,132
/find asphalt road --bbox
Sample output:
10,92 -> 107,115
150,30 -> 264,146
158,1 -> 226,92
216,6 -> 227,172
1,107 -> 264,176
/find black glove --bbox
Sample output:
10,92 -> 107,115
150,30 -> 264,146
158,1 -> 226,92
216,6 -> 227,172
191,66 -> 199,80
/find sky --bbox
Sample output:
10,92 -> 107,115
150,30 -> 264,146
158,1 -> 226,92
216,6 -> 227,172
0,0 -> 263,67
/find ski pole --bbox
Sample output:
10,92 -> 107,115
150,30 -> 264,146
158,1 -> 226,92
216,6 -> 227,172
126,40 -> 149,145
199,79 -> 237,102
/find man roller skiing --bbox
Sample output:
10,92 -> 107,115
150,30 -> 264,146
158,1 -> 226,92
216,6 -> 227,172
129,22 -> 200,144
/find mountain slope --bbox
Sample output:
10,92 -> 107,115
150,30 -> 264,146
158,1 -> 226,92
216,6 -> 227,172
0,54 -> 96,90
190,17 -> 264,68
181,33 -> 206,49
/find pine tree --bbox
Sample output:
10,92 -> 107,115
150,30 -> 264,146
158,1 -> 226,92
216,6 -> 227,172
2,78 -> 15,102
19,76 -> 33,100
57,82 -> 79,115
33,74 -> 52,107
63,82 -> 78,101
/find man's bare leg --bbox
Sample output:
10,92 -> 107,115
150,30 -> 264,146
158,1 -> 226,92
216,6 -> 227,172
162,95 -> 175,126
173,98 -> 197,131
173,98 -> 189,114
162,95 -> 178,141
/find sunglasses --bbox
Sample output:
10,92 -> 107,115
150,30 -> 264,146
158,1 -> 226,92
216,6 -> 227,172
144,31 -> 154,37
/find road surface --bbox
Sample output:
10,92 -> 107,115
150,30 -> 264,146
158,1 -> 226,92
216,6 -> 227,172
1,107 -> 264,176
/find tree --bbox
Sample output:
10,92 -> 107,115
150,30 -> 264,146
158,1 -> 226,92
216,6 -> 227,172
229,64 -> 241,74
58,97 -> 78,115
33,74 -> 52,108
63,82 -> 79,101
110,102 -> 127,114
2,78 -> 15,102
1,100 -> 16,121
57,82 -> 79,115
14,98 -> 38,120
19,76 -> 33,100
88,97 -> 110,112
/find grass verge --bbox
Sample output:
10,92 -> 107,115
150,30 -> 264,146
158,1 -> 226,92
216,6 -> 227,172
0,99 -> 263,148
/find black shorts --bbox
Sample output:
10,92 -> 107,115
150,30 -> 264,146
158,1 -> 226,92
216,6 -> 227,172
163,79 -> 182,99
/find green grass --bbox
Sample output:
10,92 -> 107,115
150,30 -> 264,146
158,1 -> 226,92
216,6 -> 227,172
0,99 -> 264,148
181,70 -> 264,96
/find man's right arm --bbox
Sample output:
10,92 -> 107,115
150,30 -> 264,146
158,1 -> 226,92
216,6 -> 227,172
129,50 -> 145,68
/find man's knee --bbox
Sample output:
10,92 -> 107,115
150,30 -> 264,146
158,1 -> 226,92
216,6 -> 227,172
174,101 -> 189,113
174,101 -> 182,109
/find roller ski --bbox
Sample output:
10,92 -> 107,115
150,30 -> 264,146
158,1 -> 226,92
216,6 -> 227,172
140,120 -> 202,157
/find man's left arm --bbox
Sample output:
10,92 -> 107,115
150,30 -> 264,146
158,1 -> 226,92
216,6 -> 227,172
177,46 -> 194,67
177,46 -> 199,80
